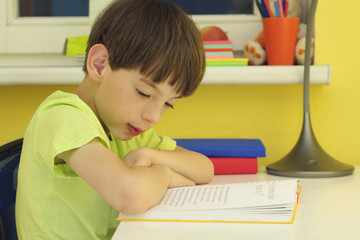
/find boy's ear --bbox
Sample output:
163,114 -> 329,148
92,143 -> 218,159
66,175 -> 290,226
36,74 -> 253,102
86,44 -> 109,80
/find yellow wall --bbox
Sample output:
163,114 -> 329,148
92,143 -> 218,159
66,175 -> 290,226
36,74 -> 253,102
1,0 -> 359,165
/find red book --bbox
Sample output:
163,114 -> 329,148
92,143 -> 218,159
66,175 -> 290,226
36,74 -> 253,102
203,40 -> 233,45
209,157 -> 258,175
205,48 -> 233,52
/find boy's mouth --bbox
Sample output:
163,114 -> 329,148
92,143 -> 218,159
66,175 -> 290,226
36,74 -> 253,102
127,124 -> 143,136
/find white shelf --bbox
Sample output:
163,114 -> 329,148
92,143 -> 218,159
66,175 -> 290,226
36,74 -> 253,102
204,65 -> 331,85
0,65 -> 331,86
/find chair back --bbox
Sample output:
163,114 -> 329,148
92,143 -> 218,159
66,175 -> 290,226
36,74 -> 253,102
0,138 -> 23,240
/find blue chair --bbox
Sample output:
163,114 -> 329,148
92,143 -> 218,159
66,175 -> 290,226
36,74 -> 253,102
0,138 -> 23,240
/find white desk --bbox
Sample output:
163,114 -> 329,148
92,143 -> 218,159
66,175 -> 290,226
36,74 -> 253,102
112,166 -> 360,240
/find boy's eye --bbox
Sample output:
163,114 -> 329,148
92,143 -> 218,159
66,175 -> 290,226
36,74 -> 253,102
165,102 -> 174,109
137,89 -> 150,98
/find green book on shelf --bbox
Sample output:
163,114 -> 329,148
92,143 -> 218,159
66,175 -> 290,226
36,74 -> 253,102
206,58 -> 248,66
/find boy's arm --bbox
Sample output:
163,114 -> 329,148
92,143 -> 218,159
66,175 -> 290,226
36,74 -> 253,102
123,146 -> 214,185
57,138 -> 194,214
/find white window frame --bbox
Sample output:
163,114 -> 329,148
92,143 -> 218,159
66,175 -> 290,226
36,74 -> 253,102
0,0 -> 114,54
0,0 -> 263,54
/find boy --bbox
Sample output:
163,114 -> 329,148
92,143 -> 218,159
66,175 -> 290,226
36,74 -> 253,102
15,0 -> 214,239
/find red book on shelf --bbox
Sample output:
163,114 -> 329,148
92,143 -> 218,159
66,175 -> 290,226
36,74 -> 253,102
205,48 -> 233,52
203,40 -> 233,45
209,157 -> 258,175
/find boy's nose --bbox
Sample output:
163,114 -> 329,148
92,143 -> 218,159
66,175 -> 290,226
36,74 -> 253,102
142,103 -> 162,125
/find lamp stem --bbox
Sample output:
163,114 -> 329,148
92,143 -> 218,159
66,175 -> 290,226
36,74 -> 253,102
303,0 -> 318,114
266,0 -> 354,178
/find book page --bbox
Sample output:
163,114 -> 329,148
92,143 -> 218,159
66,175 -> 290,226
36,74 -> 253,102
155,180 -> 298,210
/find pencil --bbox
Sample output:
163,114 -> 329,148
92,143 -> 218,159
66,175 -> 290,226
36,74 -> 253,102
274,1 -> 280,18
278,0 -> 284,17
284,0 -> 289,17
261,0 -> 269,18
255,0 -> 265,17
263,0 -> 273,18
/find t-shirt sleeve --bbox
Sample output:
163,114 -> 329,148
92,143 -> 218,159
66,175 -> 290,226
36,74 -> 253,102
34,105 -> 109,177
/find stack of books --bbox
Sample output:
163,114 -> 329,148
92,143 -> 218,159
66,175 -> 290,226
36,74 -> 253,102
203,41 -> 248,66
175,138 -> 266,175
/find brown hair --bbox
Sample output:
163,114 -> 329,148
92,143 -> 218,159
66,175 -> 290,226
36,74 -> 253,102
84,0 -> 205,97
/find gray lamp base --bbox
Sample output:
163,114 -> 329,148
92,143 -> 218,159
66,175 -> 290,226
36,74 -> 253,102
266,112 -> 354,178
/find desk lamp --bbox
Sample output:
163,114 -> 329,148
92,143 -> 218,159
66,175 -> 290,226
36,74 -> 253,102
266,0 -> 354,177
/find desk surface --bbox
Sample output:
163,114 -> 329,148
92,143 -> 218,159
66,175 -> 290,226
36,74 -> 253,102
112,166 -> 360,240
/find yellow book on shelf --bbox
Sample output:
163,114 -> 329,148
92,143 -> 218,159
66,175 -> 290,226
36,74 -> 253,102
117,179 -> 300,224
206,58 -> 249,66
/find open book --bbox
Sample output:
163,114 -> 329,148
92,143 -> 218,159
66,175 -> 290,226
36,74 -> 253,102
118,179 -> 300,224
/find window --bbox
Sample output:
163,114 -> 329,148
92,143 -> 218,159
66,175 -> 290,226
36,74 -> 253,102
18,0 -> 89,17
167,0 -> 261,51
0,0 -> 264,55
168,0 -> 253,14
0,0 -> 113,54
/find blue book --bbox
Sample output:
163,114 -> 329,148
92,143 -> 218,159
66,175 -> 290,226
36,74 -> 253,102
175,138 -> 266,158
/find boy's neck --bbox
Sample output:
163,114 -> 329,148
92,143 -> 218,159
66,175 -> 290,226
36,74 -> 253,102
75,75 -> 111,137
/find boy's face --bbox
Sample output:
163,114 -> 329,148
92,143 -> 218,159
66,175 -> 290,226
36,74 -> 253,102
94,67 -> 181,140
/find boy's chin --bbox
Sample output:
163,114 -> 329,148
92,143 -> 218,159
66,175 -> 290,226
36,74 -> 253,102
110,130 -> 135,141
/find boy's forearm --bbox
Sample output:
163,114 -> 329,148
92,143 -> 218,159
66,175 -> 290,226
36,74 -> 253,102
119,164 -> 196,213
151,147 -> 214,184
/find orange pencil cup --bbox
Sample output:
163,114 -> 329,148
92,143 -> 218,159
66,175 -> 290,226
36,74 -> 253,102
262,17 -> 299,65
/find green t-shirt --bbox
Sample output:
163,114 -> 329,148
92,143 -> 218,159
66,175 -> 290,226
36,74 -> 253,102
15,91 -> 176,240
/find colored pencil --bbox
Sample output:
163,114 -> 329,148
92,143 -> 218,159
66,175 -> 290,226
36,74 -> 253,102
278,0 -> 284,17
261,0 -> 270,17
284,0 -> 289,17
263,0 -> 273,18
274,1 -> 280,18
255,0 -> 265,17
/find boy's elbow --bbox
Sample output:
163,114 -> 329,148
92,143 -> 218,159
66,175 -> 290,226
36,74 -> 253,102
202,162 -> 215,184
113,197 -> 149,214
111,193 -> 149,214
198,156 -> 215,183
110,178 -> 160,214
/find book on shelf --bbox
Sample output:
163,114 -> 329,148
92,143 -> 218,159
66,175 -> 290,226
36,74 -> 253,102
210,157 -> 258,175
175,138 -> 266,158
205,53 -> 234,59
206,58 -> 248,67
203,40 -> 234,50
117,179 -> 300,224
203,40 -> 235,62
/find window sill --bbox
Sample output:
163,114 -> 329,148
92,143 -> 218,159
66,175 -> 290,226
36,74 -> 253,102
0,65 -> 331,85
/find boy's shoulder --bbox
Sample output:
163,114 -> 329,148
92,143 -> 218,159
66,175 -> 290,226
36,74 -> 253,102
39,91 -> 85,111
35,90 -> 101,129
35,90 -> 98,121
26,90 -> 111,156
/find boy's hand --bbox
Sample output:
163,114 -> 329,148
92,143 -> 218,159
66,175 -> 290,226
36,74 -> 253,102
122,147 -> 153,167
123,147 -> 196,188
